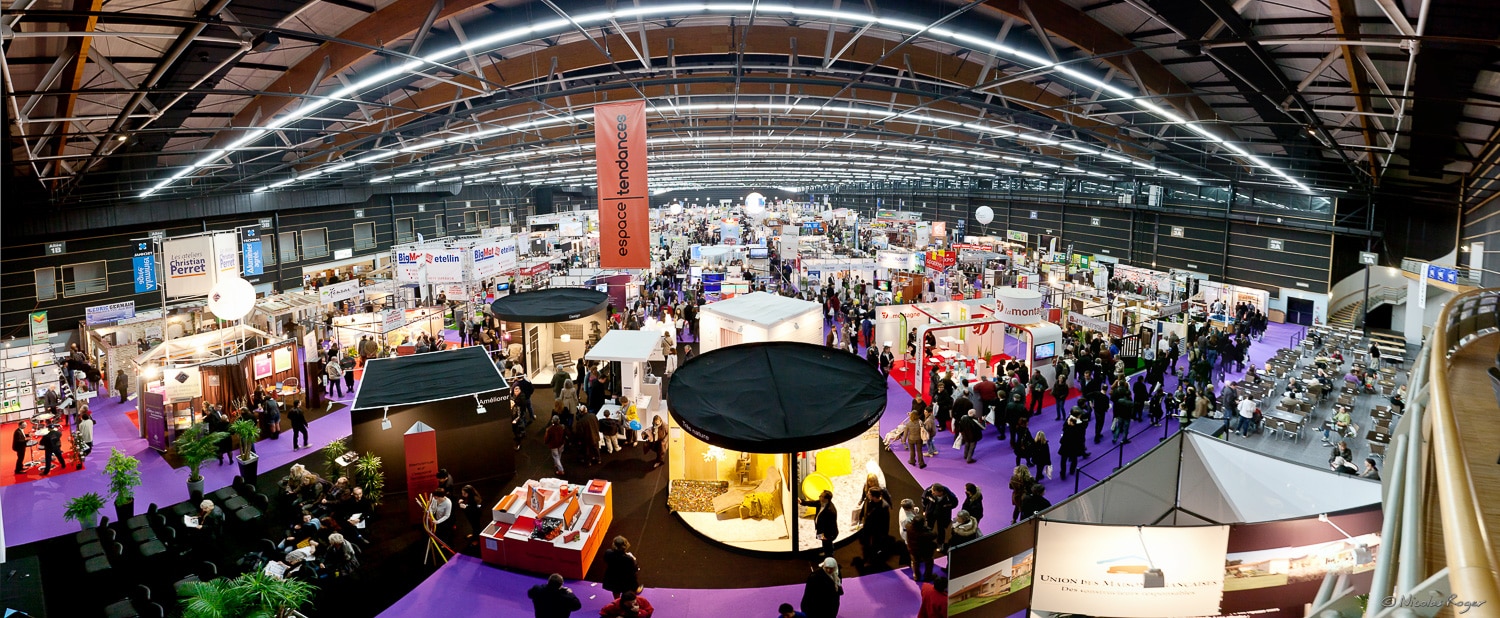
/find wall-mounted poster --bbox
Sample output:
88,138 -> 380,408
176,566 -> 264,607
252,353 -> 274,380
1220,505 -> 1382,615
1031,521 -> 1229,618
948,519 -> 1037,616
272,347 -> 293,374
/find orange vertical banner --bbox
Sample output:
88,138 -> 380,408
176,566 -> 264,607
595,100 -> 650,269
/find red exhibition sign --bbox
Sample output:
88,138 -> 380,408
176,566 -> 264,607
595,100 -> 650,269
404,422 -> 439,523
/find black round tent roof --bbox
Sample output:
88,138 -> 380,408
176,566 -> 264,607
489,288 -> 610,323
666,341 -> 889,453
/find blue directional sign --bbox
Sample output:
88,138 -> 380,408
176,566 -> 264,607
1426,264 -> 1458,284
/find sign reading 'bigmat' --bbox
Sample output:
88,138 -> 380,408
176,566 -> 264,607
595,100 -> 650,269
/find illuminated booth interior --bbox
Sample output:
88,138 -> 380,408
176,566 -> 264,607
488,288 -> 610,382
665,342 -> 888,554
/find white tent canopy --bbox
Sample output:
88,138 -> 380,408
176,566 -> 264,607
585,330 -> 666,363
1046,430 -> 1382,526
699,291 -> 820,328
134,324 -> 279,367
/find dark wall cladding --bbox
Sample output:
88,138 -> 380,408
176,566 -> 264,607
830,187 -> 1335,294
1462,197 -> 1500,288
0,187 -> 536,334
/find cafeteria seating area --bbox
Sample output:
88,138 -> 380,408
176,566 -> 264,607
1195,324 -> 1407,473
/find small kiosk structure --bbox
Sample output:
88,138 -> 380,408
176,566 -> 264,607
583,330 -> 668,426
696,292 -> 822,350
488,288 -> 610,382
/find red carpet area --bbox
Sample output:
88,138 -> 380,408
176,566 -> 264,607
1,421 -> 80,486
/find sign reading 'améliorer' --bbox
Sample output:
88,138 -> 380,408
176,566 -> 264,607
595,101 -> 650,269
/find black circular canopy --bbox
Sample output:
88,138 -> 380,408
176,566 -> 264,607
489,288 -> 609,323
667,341 -> 889,454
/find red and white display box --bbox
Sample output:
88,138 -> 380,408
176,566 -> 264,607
479,478 -> 613,579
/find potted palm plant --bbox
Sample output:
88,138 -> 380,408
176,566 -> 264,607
63,491 -> 106,530
104,448 -> 142,521
230,418 -> 261,482
179,571 -> 316,618
321,437 -> 348,479
354,452 -> 385,506
173,422 -> 228,501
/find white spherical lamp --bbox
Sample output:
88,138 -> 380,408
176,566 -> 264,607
975,205 -> 995,225
207,276 -> 256,321
744,192 -> 766,214
669,202 -> 684,216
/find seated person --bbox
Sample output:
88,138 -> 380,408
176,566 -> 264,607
1330,455 -> 1359,476
274,547 -> 319,582
1328,440 -> 1354,465
192,499 -> 226,541
1360,457 -> 1380,480
315,477 -> 353,517
1322,410 -> 1353,445
336,486 -> 373,544
295,475 -> 329,513
277,512 -> 322,552
318,532 -> 360,578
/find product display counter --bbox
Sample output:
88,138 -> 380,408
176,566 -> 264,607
479,478 -> 613,579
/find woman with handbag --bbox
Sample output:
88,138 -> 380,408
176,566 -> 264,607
1030,430 -> 1052,481
902,409 -> 927,469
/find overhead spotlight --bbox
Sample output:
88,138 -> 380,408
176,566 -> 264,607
475,394 -> 487,415
381,407 -> 392,430
115,135 -> 127,142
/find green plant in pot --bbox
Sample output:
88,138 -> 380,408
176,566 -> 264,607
103,448 -> 142,521
354,452 -> 385,506
321,437 -> 348,479
230,418 -> 261,482
173,422 -> 228,502
179,571 -> 317,618
63,491 -> 106,530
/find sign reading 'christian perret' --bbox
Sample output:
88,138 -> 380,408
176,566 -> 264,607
595,101 -> 650,269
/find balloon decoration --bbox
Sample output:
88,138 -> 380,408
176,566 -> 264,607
669,202 -> 684,215
975,205 -> 995,225
206,276 -> 256,321
744,192 -> 766,214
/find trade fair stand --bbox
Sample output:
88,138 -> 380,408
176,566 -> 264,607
664,341 -> 888,555
488,288 -> 610,382
583,329 -> 668,428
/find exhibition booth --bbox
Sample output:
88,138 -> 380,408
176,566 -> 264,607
664,342 -> 888,554
132,327 -> 302,449
874,288 -> 1063,398
695,292 -> 823,351
947,430 -> 1383,618
479,477 -> 614,580
488,288 -> 610,381
583,330 -> 668,425
328,305 -> 449,354
349,346 -> 512,506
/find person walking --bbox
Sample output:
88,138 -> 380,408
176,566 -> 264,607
325,357 -> 344,398
905,513 -> 936,583
1027,370 -> 1048,416
528,573 -> 582,618
544,416 -> 568,476
956,409 -> 983,464
1030,430 -> 1053,480
601,537 -> 640,599
902,410 -> 927,469
922,483 -> 958,554
854,483 -> 891,566
1051,371 -> 1069,421
115,369 -> 130,403
1009,465 -> 1034,523
962,483 -> 984,525
76,409 -> 95,458
1019,483 -> 1051,520
799,557 -> 843,618
1059,413 -> 1087,480
288,404 -> 309,450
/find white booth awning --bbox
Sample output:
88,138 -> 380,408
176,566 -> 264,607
585,330 -> 665,363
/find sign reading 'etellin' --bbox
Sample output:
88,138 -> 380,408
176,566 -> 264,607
595,100 -> 650,269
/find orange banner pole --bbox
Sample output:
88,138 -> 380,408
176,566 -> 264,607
595,100 -> 650,269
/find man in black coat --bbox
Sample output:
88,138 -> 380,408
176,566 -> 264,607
288,404 -> 309,450
12,424 -> 29,474
40,421 -> 65,475
528,573 -> 583,618
800,490 -> 839,558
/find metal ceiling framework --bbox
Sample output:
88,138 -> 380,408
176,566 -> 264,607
5,0 -> 1500,209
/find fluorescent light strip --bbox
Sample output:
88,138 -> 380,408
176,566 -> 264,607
197,3 -> 1306,198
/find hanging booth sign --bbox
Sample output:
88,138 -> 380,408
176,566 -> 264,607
242,238 -> 265,277
1068,313 -> 1109,332
212,233 -> 240,280
993,287 -> 1044,324
86,301 -> 137,325
878,250 -> 918,270
28,311 -> 48,345
470,243 -> 513,279
395,250 -> 426,283
317,279 -> 362,305
164,366 -> 203,401
925,250 -> 957,271
1007,230 -> 1029,243
425,250 -> 465,284
382,308 -> 407,332
163,236 -> 217,298
595,100 -> 650,269
133,242 -> 158,293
